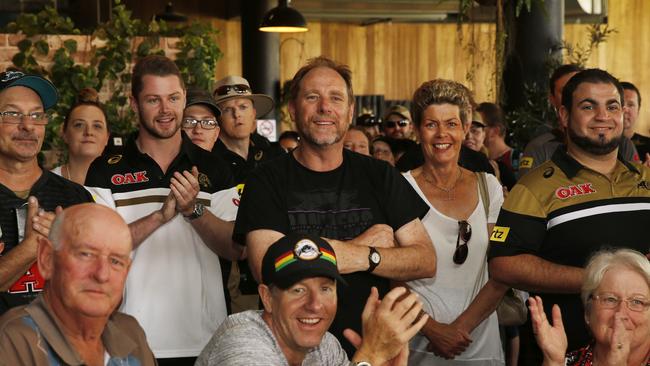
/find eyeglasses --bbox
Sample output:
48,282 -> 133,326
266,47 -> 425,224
182,118 -> 218,130
591,293 -> 650,312
214,84 -> 251,97
0,111 -> 49,125
453,220 -> 472,265
384,120 -> 410,129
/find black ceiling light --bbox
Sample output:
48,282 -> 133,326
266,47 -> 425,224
155,2 -> 188,23
259,0 -> 308,33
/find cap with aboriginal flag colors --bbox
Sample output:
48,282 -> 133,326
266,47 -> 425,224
261,233 -> 347,289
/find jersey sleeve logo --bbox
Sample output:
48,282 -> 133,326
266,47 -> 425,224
198,172 -> 212,189
107,155 -> 122,164
555,183 -> 596,199
519,157 -> 533,169
111,171 -> 149,185
490,226 -> 510,242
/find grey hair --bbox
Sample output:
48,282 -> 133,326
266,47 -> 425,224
48,211 -> 66,251
581,248 -> 650,315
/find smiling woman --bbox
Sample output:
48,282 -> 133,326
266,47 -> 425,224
530,248 -> 650,366
405,79 -> 507,365
52,88 -> 109,185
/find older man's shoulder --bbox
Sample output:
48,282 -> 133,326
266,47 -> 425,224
0,304 -> 29,332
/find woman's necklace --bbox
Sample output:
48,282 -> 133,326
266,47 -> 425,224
422,167 -> 463,201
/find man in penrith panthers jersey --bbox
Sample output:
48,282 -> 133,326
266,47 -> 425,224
86,55 -> 241,365
489,69 -> 650,364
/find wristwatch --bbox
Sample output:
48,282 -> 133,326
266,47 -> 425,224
183,202 -> 204,221
352,362 -> 372,366
368,246 -> 381,273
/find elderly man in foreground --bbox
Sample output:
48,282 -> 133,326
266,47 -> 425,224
0,203 -> 155,366
196,233 -> 428,366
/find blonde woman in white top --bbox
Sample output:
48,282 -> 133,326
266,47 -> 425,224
404,79 -> 507,365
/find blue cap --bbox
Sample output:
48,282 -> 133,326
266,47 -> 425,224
0,71 -> 58,110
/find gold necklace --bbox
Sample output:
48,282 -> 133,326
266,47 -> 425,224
422,167 -> 462,201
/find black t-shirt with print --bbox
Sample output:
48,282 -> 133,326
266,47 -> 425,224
0,171 -> 93,314
234,149 -> 430,356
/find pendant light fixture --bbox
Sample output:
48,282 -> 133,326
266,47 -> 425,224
259,0 -> 308,33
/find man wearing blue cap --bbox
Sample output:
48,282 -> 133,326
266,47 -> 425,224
0,70 -> 93,314
197,233 -> 428,366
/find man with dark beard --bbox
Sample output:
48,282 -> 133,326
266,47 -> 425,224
85,55 -> 242,365
488,68 -> 650,364
233,56 -> 437,357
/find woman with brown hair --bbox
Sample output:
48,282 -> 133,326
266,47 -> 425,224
52,88 -> 109,184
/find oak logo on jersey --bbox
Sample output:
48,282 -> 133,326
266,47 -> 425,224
520,157 -> 533,169
111,171 -> 149,185
490,226 -> 510,242
555,183 -> 596,199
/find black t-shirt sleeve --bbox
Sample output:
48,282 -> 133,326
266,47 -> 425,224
233,162 -> 288,245
371,159 -> 429,230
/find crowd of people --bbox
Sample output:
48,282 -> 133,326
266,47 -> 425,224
0,52 -> 648,366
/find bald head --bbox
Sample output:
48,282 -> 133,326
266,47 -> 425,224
49,203 -> 131,252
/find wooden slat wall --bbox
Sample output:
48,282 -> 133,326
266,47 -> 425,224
212,0 -> 649,135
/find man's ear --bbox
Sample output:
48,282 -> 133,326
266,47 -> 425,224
558,105 -> 570,129
37,236 -> 55,281
129,95 -> 139,115
288,100 -> 296,123
258,284 -> 273,313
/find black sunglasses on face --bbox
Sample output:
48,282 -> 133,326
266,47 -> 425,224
453,220 -> 472,265
214,84 -> 251,97
384,120 -> 410,129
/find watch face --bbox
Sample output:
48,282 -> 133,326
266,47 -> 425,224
370,252 -> 381,264
355,362 -> 372,366
195,203 -> 204,215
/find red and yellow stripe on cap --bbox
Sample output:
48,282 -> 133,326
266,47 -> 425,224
275,251 -> 296,272
320,248 -> 336,265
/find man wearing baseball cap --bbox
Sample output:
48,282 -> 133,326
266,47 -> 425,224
383,105 -> 414,140
196,232 -> 428,366
0,70 -> 93,315
182,87 -> 221,152
212,75 -> 285,312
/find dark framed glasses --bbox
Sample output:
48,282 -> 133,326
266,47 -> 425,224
384,119 -> 410,129
182,118 -> 218,130
453,220 -> 472,265
214,84 -> 251,97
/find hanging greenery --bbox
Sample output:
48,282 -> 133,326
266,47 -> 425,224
4,0 -> 223,151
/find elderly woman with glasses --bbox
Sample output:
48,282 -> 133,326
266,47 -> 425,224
530,248 -> 650,366
404,79 -> 508,365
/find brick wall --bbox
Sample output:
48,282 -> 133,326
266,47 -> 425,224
0,33 -> 181,98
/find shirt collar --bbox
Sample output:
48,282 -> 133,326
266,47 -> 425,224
25,295 -> 139,364
551,146 -> 640,179
124,130 -> 200,166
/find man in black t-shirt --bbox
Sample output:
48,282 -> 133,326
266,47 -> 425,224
234,56 -> 436,357
0,71 -> 93,315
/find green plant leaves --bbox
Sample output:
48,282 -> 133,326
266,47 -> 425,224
8,1 -> 222,152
